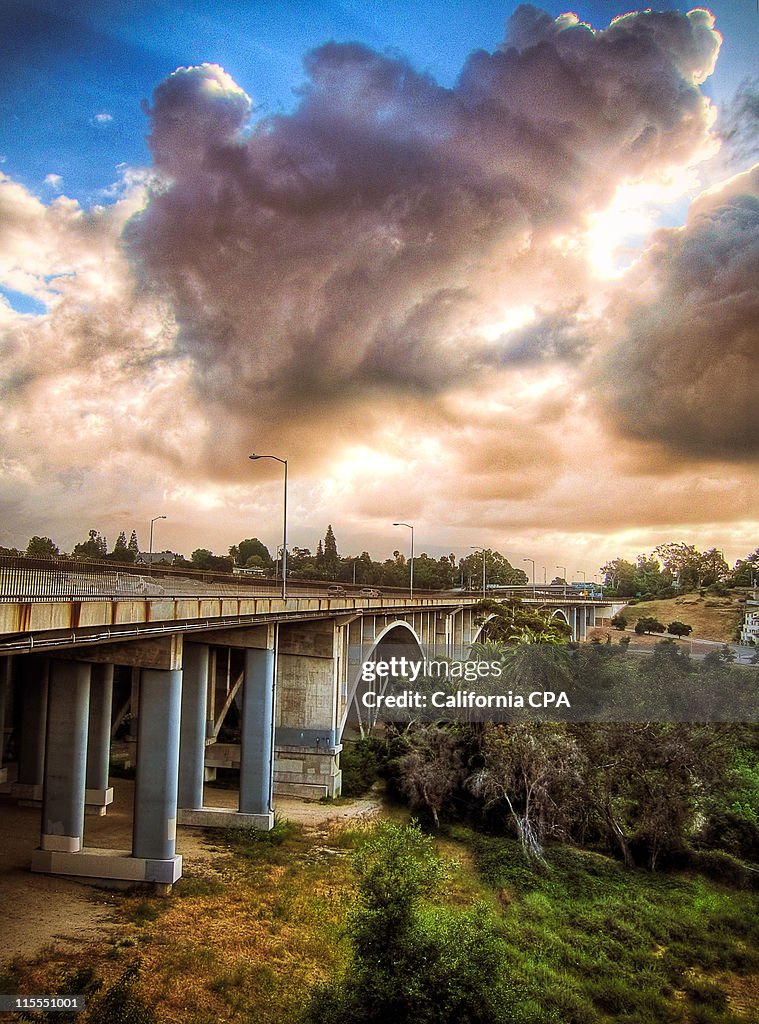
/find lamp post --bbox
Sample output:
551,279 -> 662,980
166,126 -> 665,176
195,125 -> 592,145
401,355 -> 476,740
523,557 -> 535,596
557,565 -> 567,597
393,523 -> 414,600
470,546 -> 486,599
249,454 -> 288,600
542,566 -> 547,585
148,515 -> 166,566
577,569 -> 586,589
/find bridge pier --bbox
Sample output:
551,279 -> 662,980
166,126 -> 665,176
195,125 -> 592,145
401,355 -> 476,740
32,645 -> 183,886
177,642 -> 210,812
179,629 -> 275,830
11,658 -> 48,804
85,664 -> 114,815
131,668 -> 183,878
38,660 -> 91,853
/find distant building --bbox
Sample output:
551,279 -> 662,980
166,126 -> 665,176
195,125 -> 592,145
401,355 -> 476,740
137,550 -> 177,566
739,601 -> 759,644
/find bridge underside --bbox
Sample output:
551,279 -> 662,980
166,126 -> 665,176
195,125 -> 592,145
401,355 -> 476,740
0,595 -> 614,886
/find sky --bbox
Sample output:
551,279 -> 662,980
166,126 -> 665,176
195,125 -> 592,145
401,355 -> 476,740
0,1 -> 758,577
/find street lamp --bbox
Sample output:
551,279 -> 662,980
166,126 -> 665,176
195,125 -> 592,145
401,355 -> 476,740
148,515 -> 167,565
523,557 -> 535,595
556,566 -> 567,597
576,569 -> 586,589
393,523 -> 414,600
249,454 -> 288,600
470,546 -> 486,599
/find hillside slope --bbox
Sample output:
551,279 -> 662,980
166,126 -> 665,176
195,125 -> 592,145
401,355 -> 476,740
619,593 -> 746,642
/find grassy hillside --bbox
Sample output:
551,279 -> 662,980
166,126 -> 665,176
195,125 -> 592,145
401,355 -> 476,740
620,593 -> 747,642
2,816 -> 757,1024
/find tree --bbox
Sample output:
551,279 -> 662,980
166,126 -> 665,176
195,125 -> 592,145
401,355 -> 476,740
458,549 -> 527,590
398,726 -> 467,827
109,531 -> 135,563
191,548 -> 214,569
230,537 -> 273,568
128,530 -> 139,556
667,620 -> 693,638
601,557 -> 637,597
73,529 -> 107,559
634,616 -> 665,635
26,536 -> 59,558
700,548 -> 729,587
470,722 -> 581,860
191,549 -> 233,572
611,612 -> 628,631
634,554 -> 671,597
654,542 -> 703,591
323,524 -> 340,577
730,549 -> 759,588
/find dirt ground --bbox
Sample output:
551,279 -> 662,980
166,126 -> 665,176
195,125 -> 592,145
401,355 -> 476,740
0,779 -> 381,966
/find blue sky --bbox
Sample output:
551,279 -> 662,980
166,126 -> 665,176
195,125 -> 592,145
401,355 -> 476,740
2,1 -> 757,205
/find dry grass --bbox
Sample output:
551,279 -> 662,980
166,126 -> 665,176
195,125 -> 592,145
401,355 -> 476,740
2,809 -> 758,1024
621,594 -> 745,642
0,822 -> 358,1024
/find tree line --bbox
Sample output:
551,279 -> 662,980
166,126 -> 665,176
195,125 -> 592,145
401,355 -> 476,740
344,638 -> 759,874
602,541 -> 759,598
3,525 -> 530,591
5,530 -> 758,595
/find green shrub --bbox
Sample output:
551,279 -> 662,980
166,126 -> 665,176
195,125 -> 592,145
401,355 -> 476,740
340,738 -> 381,796
303,821 -> 516,1023
688,848 -> 759,889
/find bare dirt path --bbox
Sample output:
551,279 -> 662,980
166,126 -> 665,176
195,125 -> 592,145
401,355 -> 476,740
0,780 -> 381,966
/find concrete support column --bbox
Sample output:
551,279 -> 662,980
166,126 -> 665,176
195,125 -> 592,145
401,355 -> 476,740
133,668 -> 182,863
0,657 -> 10,783
86,664 -> 114,815
239,646 -> 275,818
178,643 -> 209,810
40,660 -> 91,853
12,658 -> 49,802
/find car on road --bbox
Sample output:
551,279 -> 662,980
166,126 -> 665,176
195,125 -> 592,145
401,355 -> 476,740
327,584 -> 346,596
359,587 -> 382,597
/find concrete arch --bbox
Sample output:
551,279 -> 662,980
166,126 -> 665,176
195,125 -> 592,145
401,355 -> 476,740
369,620 -> 424,652
470,613 -> 497,648
551,609 -> 570,625
343,619 -> 424,737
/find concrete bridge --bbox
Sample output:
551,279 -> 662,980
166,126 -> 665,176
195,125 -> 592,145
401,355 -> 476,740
0,560 -> 617,887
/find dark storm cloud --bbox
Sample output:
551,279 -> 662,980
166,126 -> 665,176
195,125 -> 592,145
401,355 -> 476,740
596,165 -> 759,461
124,8 -> 720,445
